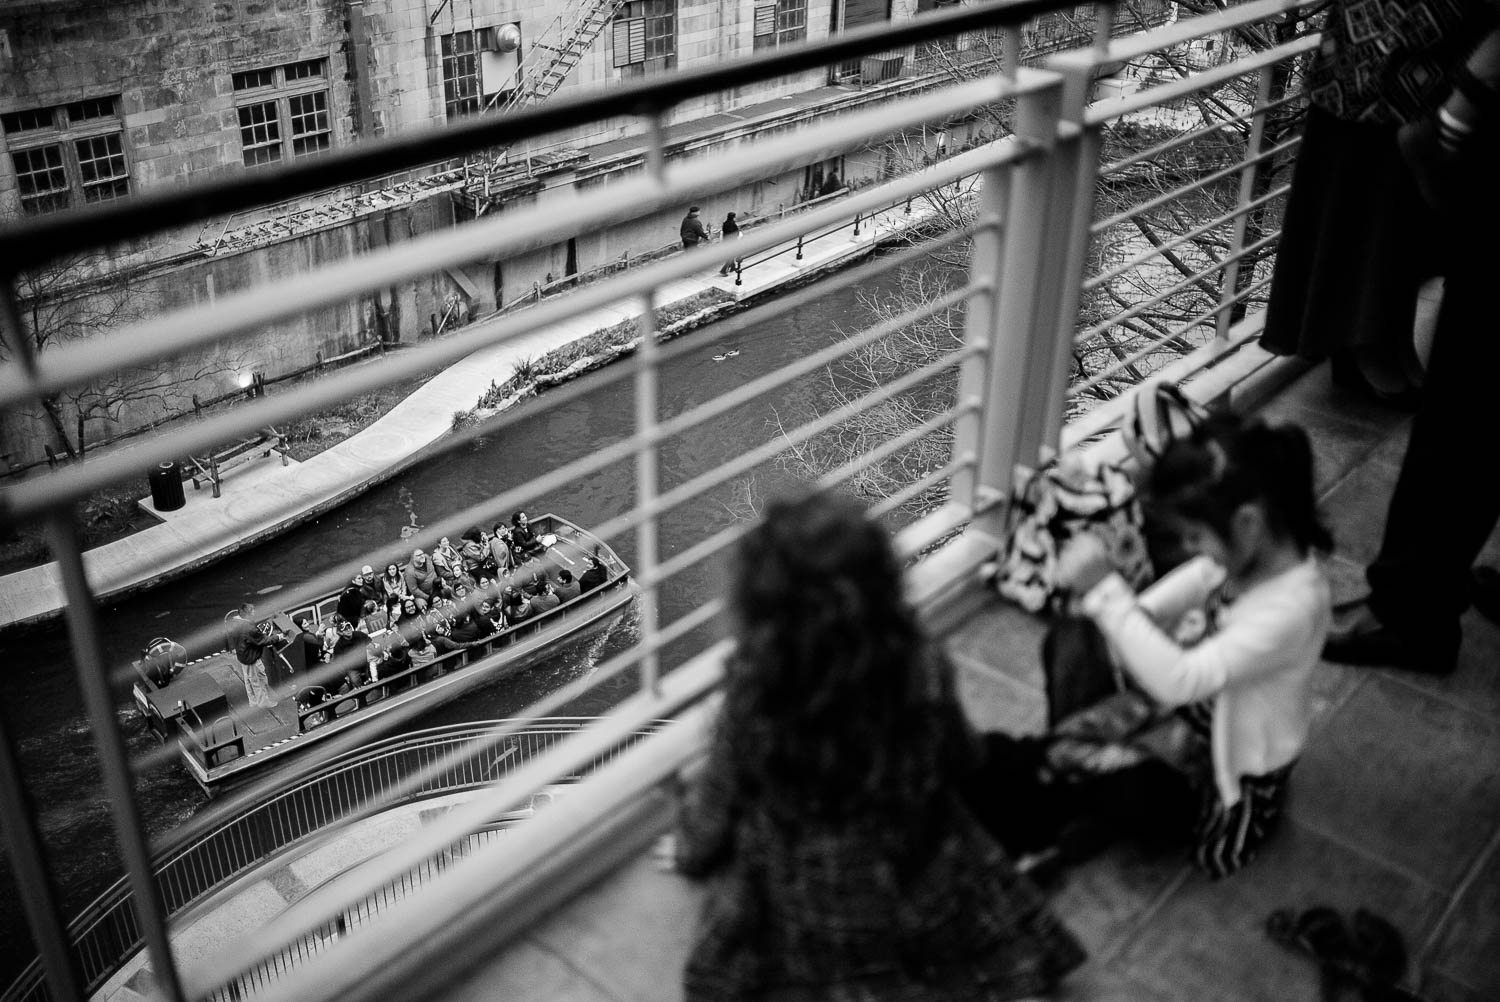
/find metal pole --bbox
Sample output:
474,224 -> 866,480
1216,66 -> 1273,341
0,704 -> 86,1000
43,511 -> 188,1002
795,234 -> 804,261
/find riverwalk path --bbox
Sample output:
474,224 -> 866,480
0,190 -> 947,632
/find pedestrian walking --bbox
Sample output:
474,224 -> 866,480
679,205 -> 709,249
717,211 -> 741,276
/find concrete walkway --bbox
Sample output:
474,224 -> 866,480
0,193 -> 943,631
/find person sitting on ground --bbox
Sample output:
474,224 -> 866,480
1056,414 -> 1333,879
356,599 -> 388,636
578,554 -> 608,593
663,491 -> 1085,1001
530,579 -> 561,615
489,522 -> 514,574
404,549 -> 438,604
379,563 -> 410,605
510,511 -> 542,559
553,568 -> 581,603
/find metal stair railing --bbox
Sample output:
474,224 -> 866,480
488,0 -> 628,118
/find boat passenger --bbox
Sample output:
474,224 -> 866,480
420,605 -> 467,654
380,563 -> 410,604
369,632 -> 410,683
432,537 -> 463,579
579,555 -> 608,593
460,529 -> 491,578
330,615 -> 372,688
404,549 -> 439,603
293,615 -> 326,667
530,580 -> 561,615
489,523 -> 514,574
510,511 -> 542,558
554,569 -> 581,603
504,586 -> 534,624
475,597 -> 506,637
522,569 -> 547,597
337,569 -> 375,625
357,599 -> 388,636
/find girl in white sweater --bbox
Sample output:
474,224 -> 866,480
1057,414 -> 1332,878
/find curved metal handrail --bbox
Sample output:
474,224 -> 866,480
0,717 -> 659,1002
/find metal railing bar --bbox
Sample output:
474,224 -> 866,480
1082,182 -> 1289,292
0,0 -> 1088,266
1062,0 -> 1316,70
589,345 -> 974,546
0,100 -> 1041,436
1082,33 -> 1319,127
1069,271 -> 1273,394
1075,227 -> 1276,344
43,513 -> 187,1002
183,653 -> 727,997
106,273 -> 982,693
1060,315 -> 1266,448
1097,91 -> 1301,177
871,456 -> 969,520
1089,133 -> 1300,236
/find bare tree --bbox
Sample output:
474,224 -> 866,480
767,0 -> 1309,513
3,243 -> 245,462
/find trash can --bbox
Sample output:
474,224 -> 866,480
148,460 -> 186,512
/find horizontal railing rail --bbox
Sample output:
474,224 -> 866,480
0,1 -> 1326,999
0,719 -> 658,1002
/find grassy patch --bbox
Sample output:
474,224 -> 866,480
475,287 -> 735,411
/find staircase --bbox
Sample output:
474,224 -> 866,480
489,0 -> 629,117
457,0 -> 627,214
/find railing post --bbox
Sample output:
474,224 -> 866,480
795,234 -> 804,261
44,510 -> 189,1002
852,212 -> 861,238
1029,51 -> 1106,453
1216,65 -> 1274,341
952,69 -> 1066,537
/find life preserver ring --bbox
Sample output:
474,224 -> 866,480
139,637 -> 187,688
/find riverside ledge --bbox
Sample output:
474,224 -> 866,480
0,191 -> 945,633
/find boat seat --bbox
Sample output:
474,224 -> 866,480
206,715 -> 241,765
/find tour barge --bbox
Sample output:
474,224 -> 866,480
131,514 -> 635,795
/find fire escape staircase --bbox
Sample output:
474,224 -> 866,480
456,0 -> 628,215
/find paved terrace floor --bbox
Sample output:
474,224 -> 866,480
0,193 -> 936,632
423,365 -> 1500,1002
101,364 -> 1500,1001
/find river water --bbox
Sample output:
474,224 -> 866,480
0,256 -> 931,982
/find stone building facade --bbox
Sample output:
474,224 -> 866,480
0,0 -> 1109,467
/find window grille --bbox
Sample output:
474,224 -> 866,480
441,32 -> 482,119
3,96 -> 127,215
232,58 -> 332,166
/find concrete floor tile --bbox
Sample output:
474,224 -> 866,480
1050,846 -> 1191,964
1381,608 -> 1500,725
528,855 -> 703,1002
942,598 -> 1047,690
1419,969 -> 1495,1002
1293,675 -> 1500,892
1422,837 -> 1500,996
1110,821 -> 1446,1002
439,937 -> 620,1002
1319,458 -> 1401,566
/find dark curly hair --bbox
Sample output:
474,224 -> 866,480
719,491 -> 957,828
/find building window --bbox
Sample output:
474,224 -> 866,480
3,96 -> 129,216
232,58 -> 332,167
754,0 -> 807,50
442,32 -> 482,120
613,0 -> 676,70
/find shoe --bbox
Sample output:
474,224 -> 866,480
1322,605 -> 1456,676
1471,565 -> 1500,626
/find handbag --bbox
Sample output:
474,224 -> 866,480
994,452 -> 1153,613
1123,379 -> 1211,469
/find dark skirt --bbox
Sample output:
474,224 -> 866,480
1260,107 -> 1436,386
